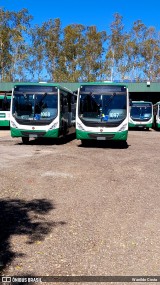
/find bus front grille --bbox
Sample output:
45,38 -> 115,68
130,117 -> 151,122
21,131 -> 46,137
89,133 -> 115,140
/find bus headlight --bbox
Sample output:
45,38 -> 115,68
119,123 -> 128,132
10,121 -> 18,129
49,122 -> 58,130
77,122 -> 85,131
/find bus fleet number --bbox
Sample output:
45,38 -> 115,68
109,113 -> 119,118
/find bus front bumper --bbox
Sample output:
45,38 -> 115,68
129,122 -> 152,128
76,129 -> 128,141
10,127 -> 59,138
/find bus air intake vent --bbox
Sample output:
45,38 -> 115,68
21,131 -> 46,137
89,134 -> 115,140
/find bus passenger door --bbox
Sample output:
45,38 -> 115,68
67,93 -> 77,127
60,92 -> 69,135
153,105 -> 158,129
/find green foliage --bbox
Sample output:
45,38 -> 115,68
0,8 -> 32,81
0,9 -> 160,82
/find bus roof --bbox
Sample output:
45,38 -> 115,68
79,82 -> 127,93
13,82 -> 73,94
79,81 -> 127,87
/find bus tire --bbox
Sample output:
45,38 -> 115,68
22,137 -> 29,144
119,140 -> 128,148
81,140 -> 89,146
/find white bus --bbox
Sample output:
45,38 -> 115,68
0,92 -> 11,127
76,83 -> 129,144
129,101 -> 153,130
10,83 -> 76,143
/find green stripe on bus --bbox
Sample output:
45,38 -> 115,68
76,129 -> 128,141
10,127 -> 59,138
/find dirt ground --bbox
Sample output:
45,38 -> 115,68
0,128 -> 160,284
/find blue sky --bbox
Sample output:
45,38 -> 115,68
1,0 -> 160,32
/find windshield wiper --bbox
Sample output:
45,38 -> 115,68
34,93 -> 48,117
100,93 -> 117,122
104,92 -> 116,108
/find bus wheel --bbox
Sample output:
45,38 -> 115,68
81,140 -> 89,146
119,140 -> 128,148
22,137 -> 29,144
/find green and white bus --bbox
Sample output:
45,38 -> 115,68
0,92 -> 11,127
129,101 -> 153,130
76,83 -> 129,143
10,83 -> 76,143
153,102 -> 160,130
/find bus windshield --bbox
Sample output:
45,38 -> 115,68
12,92 -> 58,121
78,92 -> 127,124
130,103 -> 152,121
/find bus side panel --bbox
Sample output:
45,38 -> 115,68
0,95 -> 11,127
0,114 -> 10,127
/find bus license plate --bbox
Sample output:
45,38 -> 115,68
97,137 -> 106,140
29,134 -> 37,138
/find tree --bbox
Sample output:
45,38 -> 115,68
29,24 -> 47,81
1,8 -> 160,83
82,25 -> 107,81
141,27 -> 160,81
105,13 -> 126,81
125,20 -> 147,81
0,8 -> 12,81
39,18 -> 62,81
8,9 -> 32,81
62,24 -> 85,82
0,8 -> 32,81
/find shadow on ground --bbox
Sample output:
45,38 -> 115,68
79,140 -> 129,149
0,198 -> 66,274
129,127 -> 152,131
0,127 -> 10,131
16,133 -> 76,146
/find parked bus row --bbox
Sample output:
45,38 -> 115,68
9,82 -> 129,144
0,82 -> 160,145
129,100 -> 160,131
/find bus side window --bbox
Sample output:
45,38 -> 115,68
2,97 -> 10,111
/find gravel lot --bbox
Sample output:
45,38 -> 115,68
0,129 -> 160,284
